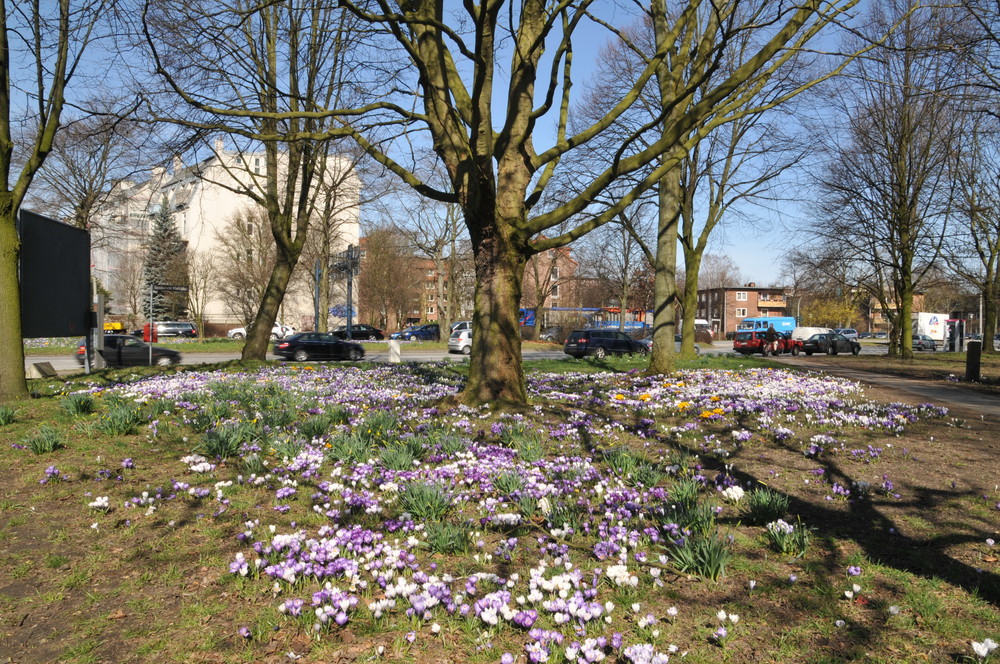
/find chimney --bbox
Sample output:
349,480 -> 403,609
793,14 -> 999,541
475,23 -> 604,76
172,154 -> 184,174
151,165 -> 166,182
214,137 -> 225,155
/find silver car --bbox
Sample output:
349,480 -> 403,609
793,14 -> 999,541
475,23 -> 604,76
448,329 -> 472,355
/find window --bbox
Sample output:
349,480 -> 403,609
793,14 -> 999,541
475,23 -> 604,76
550,284 -> 559,298
735,308 -> 748,317
736,292 -> 747,301
551,267 -> 560,280
426,269 -> 435,276
426,305 -> 435,315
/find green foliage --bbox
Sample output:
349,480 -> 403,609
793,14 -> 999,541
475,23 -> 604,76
400,482 -> 452,522
765,518 -> 811,557
96,404 -> 145,436
517,495 -> 538,519
325,432 -> 373,464
604,447 -> 638,477
198,422 -> 260,459
300,412 -> 343,440
240,453 -> 268,476
24,426 -> 64,454
668,476 -> 702,512
270,438 -> 305,461
424,521 -> 469,554
357,411 -> 400,447
143,199 -> 188,320
630,462 -> 663,488
0,405 -> 17,426
658,501 -> 717,536
379,446 -> 416,471
547,501 -> 586,532
493,471 -> 525,496
745,486 -> 790,525
61,394 -> 95,416
668,532 -> 732,582
434,431 -> 466,456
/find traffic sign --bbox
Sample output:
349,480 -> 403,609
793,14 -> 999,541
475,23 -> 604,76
154,285 -> 189,292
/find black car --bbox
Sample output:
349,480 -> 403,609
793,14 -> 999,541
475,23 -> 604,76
330,324 -> 384,341
130,322 -> 198,338
273,333 -> 364,362
563,328 -> 648,359
390,324 -> 441,341
75,335 -> 181,367
801,333 -> 861,356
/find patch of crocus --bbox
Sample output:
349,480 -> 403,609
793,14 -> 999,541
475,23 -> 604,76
847,565 -> 862,576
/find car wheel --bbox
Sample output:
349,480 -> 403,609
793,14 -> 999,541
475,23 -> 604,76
594,346 -> 607,359
156,356 -> 173,367
852,346 -> 860,355
293,349 -> 309,362
349,348 -> 362,361
409,335 -> 417,342
791,346 -> 799,356
461,345 -> 471,355
232,332 -> 245,340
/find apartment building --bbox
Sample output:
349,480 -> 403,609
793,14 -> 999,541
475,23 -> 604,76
697,283 -> 791,337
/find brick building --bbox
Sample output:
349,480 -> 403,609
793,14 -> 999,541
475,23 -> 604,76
697,283 -> 791,337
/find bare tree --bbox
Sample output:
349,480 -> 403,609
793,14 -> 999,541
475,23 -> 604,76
186,250 -> 216,342
356,226 -> 421,331
815,1 -> 967,357
0,0 -> 113,399
312,0 -> 870,405
214,207 -> 280,328
140,1 -> 365,360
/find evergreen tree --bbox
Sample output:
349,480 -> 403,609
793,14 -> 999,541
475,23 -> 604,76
142,200 -> 189,320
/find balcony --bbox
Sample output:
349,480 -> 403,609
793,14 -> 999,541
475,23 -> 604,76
757,297 -> 786,308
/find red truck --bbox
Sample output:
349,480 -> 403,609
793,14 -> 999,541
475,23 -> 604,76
733,330 -> 801,356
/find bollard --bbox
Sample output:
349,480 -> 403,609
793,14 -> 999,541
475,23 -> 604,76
966,340 -> 982,382
389,340 -> 401,363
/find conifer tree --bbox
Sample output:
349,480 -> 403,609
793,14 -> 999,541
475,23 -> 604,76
142,199 -> 188,320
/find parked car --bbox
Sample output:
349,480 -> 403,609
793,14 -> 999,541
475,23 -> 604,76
874,332 -> 888,339
834,328 -> 860,341
564,329 -> 648,359
733,330 -> 800,356
448,329 -> 472,355
273,333 -> 364,362
131,321 -> 198,338
912,334 -> 937,351
801,333 -> 861,356
450,321 -> 472,333
390,324 -> 441,341
76,335 -> 181,367
330,324 -> 384,340
639,336 -> 700,355
227,323 -> 294,340
539,326 -> 565,343
858,331 -> 872,339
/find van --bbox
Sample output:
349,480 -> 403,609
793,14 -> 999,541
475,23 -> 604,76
791,326 -> 833,341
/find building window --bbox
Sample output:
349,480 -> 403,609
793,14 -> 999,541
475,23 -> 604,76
735,308 -> 747,317
426,269 -> 435,277
736,292 -> 747,301
426,305 -> 435,315
551,267 -> 560,280
550,284 -> 559,298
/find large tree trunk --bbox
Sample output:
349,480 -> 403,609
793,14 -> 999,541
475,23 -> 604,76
679,247 -> 705,357
0,199 -> 28,400
983,279 -> 997,354
242,252 -> 298,361
647,164 -> 681,375
464,226 -> 527,406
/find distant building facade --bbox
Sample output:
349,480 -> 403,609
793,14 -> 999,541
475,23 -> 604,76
697,283 -> 791,337
93,139 -> 359,329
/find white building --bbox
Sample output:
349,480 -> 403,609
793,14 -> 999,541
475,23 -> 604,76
93,139 -> 360,331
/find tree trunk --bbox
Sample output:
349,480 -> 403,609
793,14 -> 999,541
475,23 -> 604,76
242,252 -> 298,360
0,198 -> 28,400
983,280 -> 997,354
679,248 -> 705,357
647,163 -> 681,375
464,228 -> 527,406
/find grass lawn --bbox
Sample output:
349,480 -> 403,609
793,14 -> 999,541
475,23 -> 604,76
0,355 -> 997,664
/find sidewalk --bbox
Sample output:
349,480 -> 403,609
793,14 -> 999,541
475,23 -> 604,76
774,356 -> 1000,419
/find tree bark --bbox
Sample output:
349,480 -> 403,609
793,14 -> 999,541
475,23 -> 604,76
241,248 -> 299,361
647,162 -> 681,375
465,224 -> 527,406
0,197 -> 27,400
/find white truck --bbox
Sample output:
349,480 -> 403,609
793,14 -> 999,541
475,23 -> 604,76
912,312 -> 947,342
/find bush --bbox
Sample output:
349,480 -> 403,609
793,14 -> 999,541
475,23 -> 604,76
765,518 -> 811,557
24,425 -> 64,455
61,394 -> 95,416
669,532 -> 731,582
400,482 -> 452,522
745,486 -> 790,525
0,405 -> 17,426
424,521 -> 469,554
96,404 -> 145,436
325,432 -> 373,464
